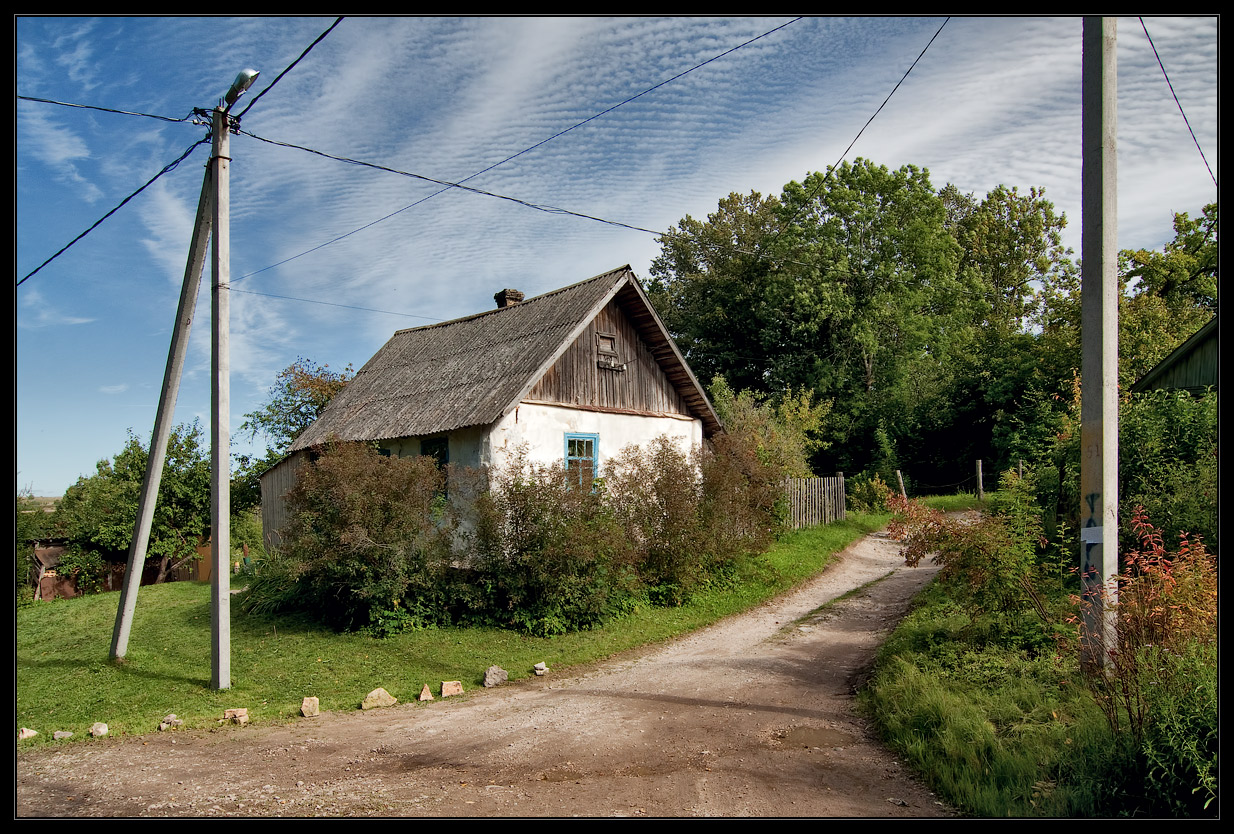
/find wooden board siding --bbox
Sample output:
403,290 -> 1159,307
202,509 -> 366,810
1131,315 -> 1218,394
260,451 -> 307,552
527,297 -> 692,416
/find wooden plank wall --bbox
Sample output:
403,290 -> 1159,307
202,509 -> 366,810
785,475 -> 847,529
527,298 -> 693,415
260,451 -> 307,552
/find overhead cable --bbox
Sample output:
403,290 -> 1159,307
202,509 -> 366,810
1139,17 -> 1217,189
236,128 -> 664,235
766,17 -> 950,250
229,287 -> 445,322
17,136 -> 211,287
234,17 -> 344,120
234,17 -> 801,282
16,94 -> 194,123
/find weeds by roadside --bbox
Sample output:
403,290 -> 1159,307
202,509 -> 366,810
865,476 -> 1218,817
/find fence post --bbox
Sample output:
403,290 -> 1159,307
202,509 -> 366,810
896,469 -> 907,499
976,459 -> 984,501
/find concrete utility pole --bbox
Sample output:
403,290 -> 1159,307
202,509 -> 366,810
1080,17 -> 1119,671
110,167 -> 213,660
210,69 -> 258,691
210,103 -> 233,690
109,70 -> 256,690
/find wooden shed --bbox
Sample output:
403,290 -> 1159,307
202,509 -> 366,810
1131,314 -> 1218,394
261,265 -> 721,550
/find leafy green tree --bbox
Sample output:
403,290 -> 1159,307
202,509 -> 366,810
241,358 -> 353,454
17,489 -> 51,594
950,184 -> 1074,335
648,191 -> 787,393
651,160 -> 965,476
777,160 -> 963,406
1123,202 -> 1217,314
707,377 -> 829,479
52,421 -> 211,585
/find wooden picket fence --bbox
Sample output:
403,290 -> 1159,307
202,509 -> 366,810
784,475 -> 846,529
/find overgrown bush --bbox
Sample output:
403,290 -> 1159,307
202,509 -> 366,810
848,472 -> 894,513
247,429 -> 788,637
697,430 -> 784,565
239,443 -> 457,634
1118,389 -> 1217,553
605,437 -> 707,605
55,544 -> 108,596
600,433 -> 782,606
1072,507 -> 1217,815
889,469 -> 1054,626
467,450 -> 638,636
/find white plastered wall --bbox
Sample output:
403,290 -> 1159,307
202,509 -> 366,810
483,401 -> 703,475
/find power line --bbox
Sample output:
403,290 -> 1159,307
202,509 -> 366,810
766,17 -> 950,251
235,127 -> 665,241
229,287 -> 445,321
234,17 -> 344,121
1139,17 -> 1217,190
17,19 -> 346,288
233,17 -> 802,283
17,136 -> 211,287
16,94 -> 195,123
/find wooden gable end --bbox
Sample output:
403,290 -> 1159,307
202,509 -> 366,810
525,297 -> 692,417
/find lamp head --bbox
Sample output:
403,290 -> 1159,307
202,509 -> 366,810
224,69 -> 260,108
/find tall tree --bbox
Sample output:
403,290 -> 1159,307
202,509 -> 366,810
1124,202 -> 1217,314
774,160 -> 963,471
1119,203 -> 1217,388
241,358 -> 353,454
951,184 -> 1074,336
648,191 -> 787,394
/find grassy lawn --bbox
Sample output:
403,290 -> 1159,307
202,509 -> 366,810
17,512 -> 888,746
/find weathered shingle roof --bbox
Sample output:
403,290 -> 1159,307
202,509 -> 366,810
289,265 -> 720,451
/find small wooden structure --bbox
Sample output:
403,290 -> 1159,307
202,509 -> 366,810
785,475 -> 846,529
1131,314 -> 1218,394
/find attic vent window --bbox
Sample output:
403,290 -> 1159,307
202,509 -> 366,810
596,331 -> 625,371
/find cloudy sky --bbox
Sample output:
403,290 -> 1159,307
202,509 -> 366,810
15,16 -> 1218,496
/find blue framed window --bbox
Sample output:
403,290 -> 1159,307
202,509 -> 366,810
564,433 -> 599,488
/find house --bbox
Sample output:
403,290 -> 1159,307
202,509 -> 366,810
260,265 -> 722,549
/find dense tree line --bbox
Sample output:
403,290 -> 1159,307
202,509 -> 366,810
647,160 -> 1217,545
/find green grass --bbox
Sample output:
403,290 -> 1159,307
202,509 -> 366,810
920,492 -> 985,512
17,512 -> 887,746
859,581 -> 1108,816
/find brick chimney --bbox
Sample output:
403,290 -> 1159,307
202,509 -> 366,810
494,288 -> 525,309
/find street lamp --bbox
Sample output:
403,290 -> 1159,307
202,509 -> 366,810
223,68 -> 260,109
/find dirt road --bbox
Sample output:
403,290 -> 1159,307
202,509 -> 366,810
17,528 -> 949,818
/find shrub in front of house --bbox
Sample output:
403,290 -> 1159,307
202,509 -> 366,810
240,442 -> 457,634
464,452 -> 640,636
243,431 -> 787,636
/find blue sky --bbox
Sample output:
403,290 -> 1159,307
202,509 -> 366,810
15,16 -> 1218,496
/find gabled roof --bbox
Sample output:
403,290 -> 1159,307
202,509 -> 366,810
289,265 -> 721,452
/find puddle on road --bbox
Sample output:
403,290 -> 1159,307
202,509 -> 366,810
773,726 -> 857,750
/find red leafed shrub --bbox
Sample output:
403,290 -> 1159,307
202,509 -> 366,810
1073,506 -> 1217,815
